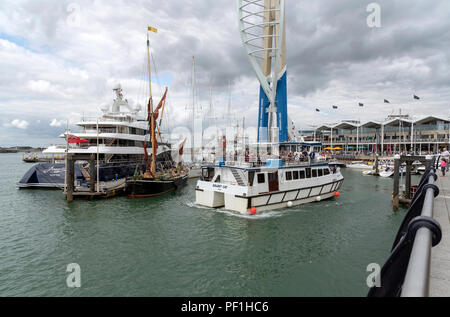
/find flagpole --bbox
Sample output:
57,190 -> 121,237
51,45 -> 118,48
64,120 -> 69,194
357,123 -> 359,155
330,127 -> 333,156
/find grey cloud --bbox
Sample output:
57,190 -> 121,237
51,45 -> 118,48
1,0 -> 450,146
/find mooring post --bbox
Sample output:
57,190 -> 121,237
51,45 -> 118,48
405,161 -> 412,199
66,154 -> 74,203
89,154 -> 95,193
375,154 -> 379,175
393,156 -> 400,210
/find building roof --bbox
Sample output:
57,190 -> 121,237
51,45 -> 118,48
360,121 -> 382,129
316,124 -> 334,131
413,115 -> 450,125
333,122 -> 359,130
313,115 -> 450,131
383,118 -> 413,127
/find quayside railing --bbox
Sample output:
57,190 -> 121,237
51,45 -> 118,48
368,156 -> 442,297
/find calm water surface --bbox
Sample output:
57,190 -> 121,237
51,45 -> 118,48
0,153 -> 413,296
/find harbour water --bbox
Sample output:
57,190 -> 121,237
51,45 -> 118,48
0,153 -> 417,296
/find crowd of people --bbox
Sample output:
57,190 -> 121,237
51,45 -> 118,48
241,148 -> 317,165
226,146 -> 450,175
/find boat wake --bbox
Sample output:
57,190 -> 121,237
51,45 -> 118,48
185,201 -> 295,220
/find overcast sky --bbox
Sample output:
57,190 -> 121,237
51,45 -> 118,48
1,0 -> 450,146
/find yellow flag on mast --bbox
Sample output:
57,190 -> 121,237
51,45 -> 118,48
148,26 -> 158,33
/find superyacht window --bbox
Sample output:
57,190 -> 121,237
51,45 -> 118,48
312,169 -> 317,178
324,168 -> 330,176
293,171 -> 299,180
318,169 -> 323,177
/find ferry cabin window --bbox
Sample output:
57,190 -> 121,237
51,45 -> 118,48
257,173 -> 265,184
324,168 -> 330,176
293,171 -> 299,180
312,169 -> 317,178
248,171 -> 255,186
202,168 -> 215,181
300,170 -> 306,179
286,171 -> 292,181
318,169 -> 323,177
306,168 -> 311,178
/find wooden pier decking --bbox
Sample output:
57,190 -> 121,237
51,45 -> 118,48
430,173 -> 450,296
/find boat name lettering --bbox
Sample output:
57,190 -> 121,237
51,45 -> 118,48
213,184 -> 228,190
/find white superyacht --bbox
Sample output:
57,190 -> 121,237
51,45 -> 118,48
19,84 -> 175,188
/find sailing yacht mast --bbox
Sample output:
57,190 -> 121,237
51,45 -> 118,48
191,56 -> 196,164
147,26 -> 157,176
227,80 -> 231,128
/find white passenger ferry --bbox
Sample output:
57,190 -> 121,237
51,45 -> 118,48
195,1 -> 345,214
196,142 -> 344,214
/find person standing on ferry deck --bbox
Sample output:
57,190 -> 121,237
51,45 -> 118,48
309,150 -> 316,163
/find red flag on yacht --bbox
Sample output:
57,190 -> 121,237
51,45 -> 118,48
67,135 -> 88,144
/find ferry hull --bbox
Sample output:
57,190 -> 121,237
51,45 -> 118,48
196,178 -> 344,214
196,189 -> 225,208
226,191 -> 337,214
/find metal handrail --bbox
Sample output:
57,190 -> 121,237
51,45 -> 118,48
368,156 -> 442,297
401,157 -> 441,297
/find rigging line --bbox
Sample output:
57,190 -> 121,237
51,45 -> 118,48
150,51 -> 163,97
141,55 -> 148,107
136,57 -> 146,113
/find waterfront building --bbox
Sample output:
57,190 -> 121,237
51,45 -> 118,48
303,115 -> 450,155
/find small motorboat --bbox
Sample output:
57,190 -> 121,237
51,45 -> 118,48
347,161 -> 372,169
379,165 -> 406,178
379,166 -> 394,178
362,169 -> 377,176
416,166 -> 426,175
